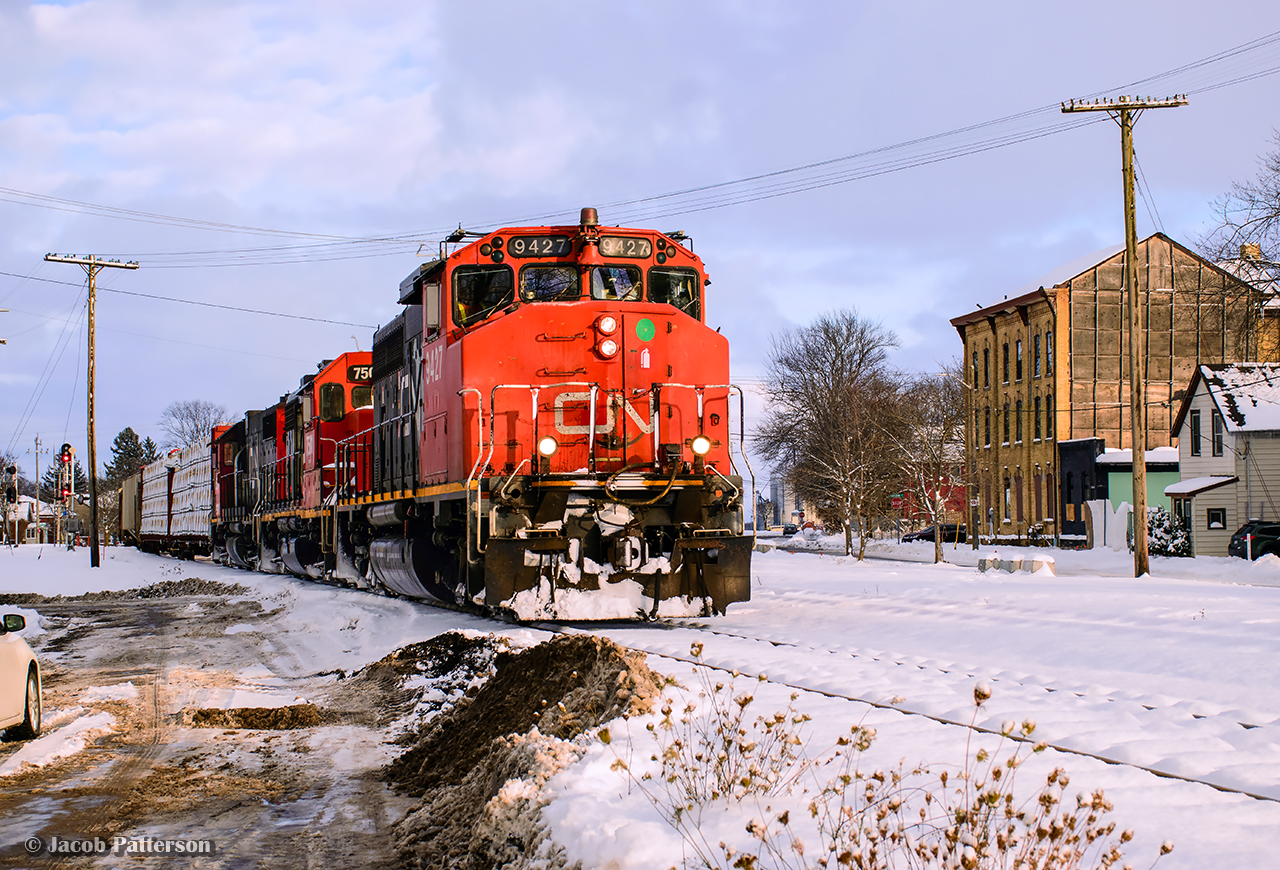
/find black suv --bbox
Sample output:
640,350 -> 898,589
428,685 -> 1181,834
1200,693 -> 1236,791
902,523 -> 966,544
1228,521 -> 1280,559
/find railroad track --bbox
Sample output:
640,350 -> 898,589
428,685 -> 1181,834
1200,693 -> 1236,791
527,617 -> 1280,805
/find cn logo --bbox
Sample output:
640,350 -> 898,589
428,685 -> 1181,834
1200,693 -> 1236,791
553,392 -> 654,437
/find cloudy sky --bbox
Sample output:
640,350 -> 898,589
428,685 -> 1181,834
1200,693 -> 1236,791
2,0 -> 1278,479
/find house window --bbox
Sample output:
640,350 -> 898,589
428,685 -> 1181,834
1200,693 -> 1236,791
984,409 -> 991,447
1003,402 -> 1010,444
983,347 -> 990,388
1034,396 -> 1042,440
1207,507 -> 1226,530
1211,411 -> 1224,457
1045,330 -> 1053,373
1190,410 -> 1201,456
1034,334 -> 1042,378
1002,343 -> 1010,383
1015,339 -> 1023,381
1015,400 -> 1023,443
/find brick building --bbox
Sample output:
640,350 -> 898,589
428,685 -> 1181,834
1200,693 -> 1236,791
950,233 -> 1272,543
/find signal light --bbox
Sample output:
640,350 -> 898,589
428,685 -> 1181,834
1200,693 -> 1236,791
596,315 -> 618,335
4,485 -> 15,504
61,487 -> 71,502
598,338 -> 619,358
691,435 -> 712,456
60,443 -> 72,463
537,436 -> 558,457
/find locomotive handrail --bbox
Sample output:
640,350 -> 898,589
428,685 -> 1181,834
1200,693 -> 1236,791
459,387 -> 485,566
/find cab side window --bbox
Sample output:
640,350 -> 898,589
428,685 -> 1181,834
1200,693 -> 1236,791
319,383 -> 345,422
648,268 -> 700,319
453,265 -> 514,327
351,385 -> 373,410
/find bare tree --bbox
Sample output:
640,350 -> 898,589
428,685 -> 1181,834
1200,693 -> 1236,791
159,400 -> 232,449
1201,130 -> 1280,262
756,309 -> 906,559
889,361 -> 967,563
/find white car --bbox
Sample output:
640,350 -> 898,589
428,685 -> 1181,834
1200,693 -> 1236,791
0,613 -> 41,740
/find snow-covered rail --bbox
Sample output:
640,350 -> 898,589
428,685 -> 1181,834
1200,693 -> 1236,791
548,621 -> 1280,804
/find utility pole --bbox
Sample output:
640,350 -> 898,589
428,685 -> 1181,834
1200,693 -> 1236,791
34,435 -> 42,544
43,254 -> 139,567
1062,95 -> 1187,577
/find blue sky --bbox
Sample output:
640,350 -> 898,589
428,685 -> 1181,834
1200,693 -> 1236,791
2,0 -> 1279,474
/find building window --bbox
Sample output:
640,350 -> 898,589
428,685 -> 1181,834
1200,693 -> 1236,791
1002,403 -> 1010,444
984,408 -> 991,447
975,408 -> 980,448
983,347 -> 990,388
973,351 -> 979,391
1046,393 -> 1054,439
1207,507 -> 1226,530
1190,410 -> 1202,456
1002,343 -> 1010,383
1212,410 -> 1224,457
1045,330 -> 1053,373
1034,334 -> 1041,378
1034,396 -> 1042,440
1015,339 -> 1023,381
1003,478 -> 1011,521
1015,400 -> 1023,443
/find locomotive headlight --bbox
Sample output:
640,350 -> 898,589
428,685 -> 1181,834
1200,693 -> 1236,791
598,337 -> 619,358
691,435 -> 712,456
537,436 -> 559,457
596,314 -> 618,335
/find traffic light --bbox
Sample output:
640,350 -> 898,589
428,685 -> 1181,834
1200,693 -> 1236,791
3,485 -> 15,504
60,443 -> 73,465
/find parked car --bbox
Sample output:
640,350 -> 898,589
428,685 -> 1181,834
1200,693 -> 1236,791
1228,521 -> 1280,559
902,523 -> 967,544
781,523 -> 799,536
0,613 -> 41,741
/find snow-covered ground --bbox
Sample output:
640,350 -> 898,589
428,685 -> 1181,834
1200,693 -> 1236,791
2,542 -> 1277,869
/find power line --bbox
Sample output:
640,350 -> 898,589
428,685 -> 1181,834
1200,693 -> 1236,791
0,269 -> 375,327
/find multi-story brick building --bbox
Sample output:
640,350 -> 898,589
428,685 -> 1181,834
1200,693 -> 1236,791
950,233 -> 1272,543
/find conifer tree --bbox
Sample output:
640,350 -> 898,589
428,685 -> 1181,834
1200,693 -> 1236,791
104,427 -> 146,486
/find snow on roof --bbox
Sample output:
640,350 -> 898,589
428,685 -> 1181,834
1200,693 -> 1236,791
1200,363 -> 1280,432
1095,446 -> 1180,465
1164,475 -> 1237,496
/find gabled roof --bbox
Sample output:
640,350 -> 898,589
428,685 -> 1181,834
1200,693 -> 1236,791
954,233 -> 1261,336
1170,363 -> 1280,436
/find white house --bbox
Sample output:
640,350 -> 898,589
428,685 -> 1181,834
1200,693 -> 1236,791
1167,363 -> 1280,556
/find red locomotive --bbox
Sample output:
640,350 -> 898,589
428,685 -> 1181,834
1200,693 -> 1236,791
129,209 -> 753,619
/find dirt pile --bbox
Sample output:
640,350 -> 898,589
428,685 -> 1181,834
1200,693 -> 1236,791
386,634 -> 662,870
0,578 -> 250,606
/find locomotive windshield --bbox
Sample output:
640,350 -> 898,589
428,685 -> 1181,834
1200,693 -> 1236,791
590,266 -> 641,301
648,268 -> 700,319
519,265 -> 579,301
453,265 -> 514,327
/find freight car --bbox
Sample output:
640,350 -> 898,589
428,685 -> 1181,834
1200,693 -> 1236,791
122,209 -> 754,620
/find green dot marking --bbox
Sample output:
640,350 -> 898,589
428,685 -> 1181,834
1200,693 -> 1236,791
635,318 -> 656,341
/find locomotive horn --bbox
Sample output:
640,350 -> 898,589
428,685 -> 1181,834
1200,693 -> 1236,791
580,207 -> 599,227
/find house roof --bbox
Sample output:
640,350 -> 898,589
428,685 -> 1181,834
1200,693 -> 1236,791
1095,446 -> 1180,466
1164,475 -> 1237,496
1170,363 -> 1280,436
